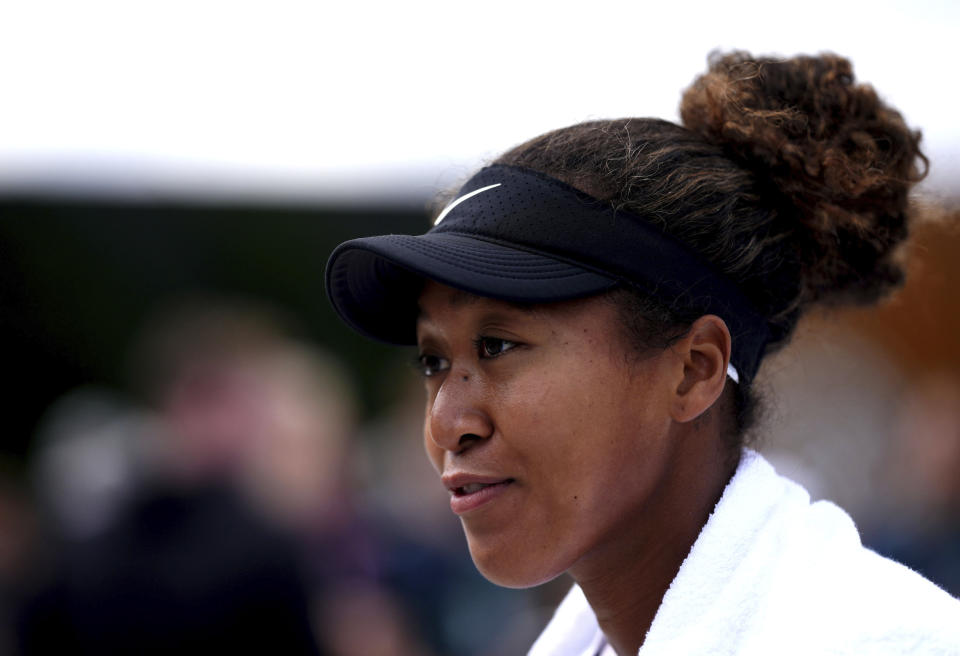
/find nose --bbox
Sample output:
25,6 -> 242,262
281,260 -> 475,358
425,372 -> 493,455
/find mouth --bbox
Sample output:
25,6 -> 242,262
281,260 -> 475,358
452,479 -> 515,497
443,475 -> 516,515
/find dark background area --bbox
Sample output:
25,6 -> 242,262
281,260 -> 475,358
0,197 -> 429,461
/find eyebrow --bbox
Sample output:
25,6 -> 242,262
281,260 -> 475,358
416,289 -> 541,322
445,288 -> 485,308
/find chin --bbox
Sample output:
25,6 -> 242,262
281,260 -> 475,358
468,538 -> 569,589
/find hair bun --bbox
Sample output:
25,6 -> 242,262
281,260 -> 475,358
680,51 -> 927,308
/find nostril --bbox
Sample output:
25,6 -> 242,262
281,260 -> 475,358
458,433 -> 483,448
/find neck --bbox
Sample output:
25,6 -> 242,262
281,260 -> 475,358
569,428 -> 736,656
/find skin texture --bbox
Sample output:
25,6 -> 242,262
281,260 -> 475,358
416,281 -> 737,655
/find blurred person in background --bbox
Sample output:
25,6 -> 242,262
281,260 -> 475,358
16,299 -> 322,654
865,375 -> 960,597
325,52 -> 960,655
0,464 -> 37,656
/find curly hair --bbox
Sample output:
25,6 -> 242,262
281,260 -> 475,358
493,51 -> 926,445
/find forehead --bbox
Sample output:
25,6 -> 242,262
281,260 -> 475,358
416,281 -> 545,320
427,286 -> 486,308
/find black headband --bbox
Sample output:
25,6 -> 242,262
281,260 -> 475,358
326,164 -> 772,383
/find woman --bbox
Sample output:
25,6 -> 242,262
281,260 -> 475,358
325,53 -> 960,655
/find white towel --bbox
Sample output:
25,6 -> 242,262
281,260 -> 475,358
529,450 -> 960,656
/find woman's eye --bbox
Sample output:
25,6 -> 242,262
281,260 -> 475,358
475,337 -> 518,359
416,353 -> 449,377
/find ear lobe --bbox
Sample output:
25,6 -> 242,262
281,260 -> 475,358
670,315 -> 731,423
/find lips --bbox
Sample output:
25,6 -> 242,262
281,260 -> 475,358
442,473 -> 515,515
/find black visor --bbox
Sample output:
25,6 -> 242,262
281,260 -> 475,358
325,165 -> 771,383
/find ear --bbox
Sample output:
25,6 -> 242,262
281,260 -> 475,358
668,315 -> 731,423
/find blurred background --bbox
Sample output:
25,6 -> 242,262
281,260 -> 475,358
1,0 -> 958,653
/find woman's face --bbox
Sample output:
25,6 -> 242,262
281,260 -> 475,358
416,281 -> 680,587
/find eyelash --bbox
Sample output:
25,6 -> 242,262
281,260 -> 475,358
415,336 -> 519,377
413,353 -> 449,378
472,336 -> 518,359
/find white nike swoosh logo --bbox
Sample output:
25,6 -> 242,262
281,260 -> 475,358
433,183 -> 502,225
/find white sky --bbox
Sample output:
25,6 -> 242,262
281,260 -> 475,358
0,0 -> 957,204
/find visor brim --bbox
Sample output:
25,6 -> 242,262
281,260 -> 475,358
325,232 -> 617,345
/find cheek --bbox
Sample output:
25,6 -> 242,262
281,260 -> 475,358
509,359 -> 629,448
422,401 -> 443,476
423,434 -> 442,476
511,362 -> 668,525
